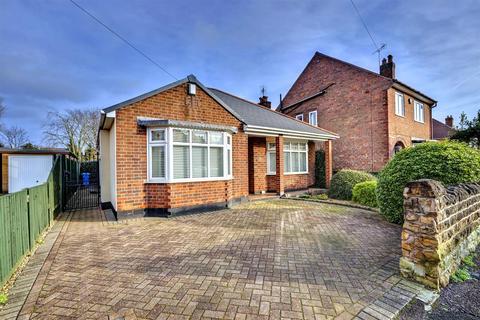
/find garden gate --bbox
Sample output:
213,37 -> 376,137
63,160 -> 100,211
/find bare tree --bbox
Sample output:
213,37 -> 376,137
43,109 -> 100,161
0,98 -> 5,120
1,126 -> 30,148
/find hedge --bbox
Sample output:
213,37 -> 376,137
377,141 -> 480,224
352,180 -> 378,207
315,150 -> 326,188
328,169 -> 376,200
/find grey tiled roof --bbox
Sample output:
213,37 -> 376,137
101,74 -> 338,139
209,88 -> 338,138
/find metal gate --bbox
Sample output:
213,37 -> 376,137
63,161 -> 100,211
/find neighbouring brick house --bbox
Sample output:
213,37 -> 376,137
98,75 -> 338,216
278,52 -> 437,172
432,116 -> 455,140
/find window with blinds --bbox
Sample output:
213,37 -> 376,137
148,128 -> 232,182
266,141 -> 308,175
284,141 -> 308,174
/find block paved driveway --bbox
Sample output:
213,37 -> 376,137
18,199 -> 402,319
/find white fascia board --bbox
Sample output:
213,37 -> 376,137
244,125 -> 338,140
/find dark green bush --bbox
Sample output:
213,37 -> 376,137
315,150 -> 326,188
352,180 -> 378,207
328,169 -> 376,200
377,141 -> 480,224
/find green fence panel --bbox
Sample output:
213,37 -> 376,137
0,155 -> 69,287
28,184 -> 49,248
0,195 -> 12,287
0,190 -> 29,287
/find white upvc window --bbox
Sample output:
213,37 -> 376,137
414,101 -> 425,123
295,114 -> 304,121
308,110 -> 317,126
267,140 -> 308,175
266,143 -> 276,175
395,92 -> 405,117
148,129 -> 167,181
147,127 -> 232,183
284,141 -> 308,174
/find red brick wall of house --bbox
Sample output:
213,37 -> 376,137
114,83 -> 248,212
281,53 -> 434,172
282,53 -> 392,172
387,87 -> 432,156
248,137 -> 267,194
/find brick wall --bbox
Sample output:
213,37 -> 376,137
281,53 -> 433,173
282,53 -> 391,172
387,87 -> 432,157
400,179 -> 480,289
114,83 -> 248,213
248,137 -> 267,194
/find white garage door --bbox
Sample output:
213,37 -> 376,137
8,155 -> 53,193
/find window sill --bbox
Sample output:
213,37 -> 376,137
414,120 -> 425,124
266,172 -> 309,176
145,176 -> 233,184
395,113 -> 405,118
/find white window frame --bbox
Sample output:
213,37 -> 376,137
414,101 -> 425,123
147,129 -> 167,183
295,114 -> 304,121
267,140 -> 308,175
266,143 -> 276,175
308,110 -> 317,126
395,92 -> 405,117
147,127 -> 233,183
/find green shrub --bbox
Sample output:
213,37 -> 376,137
315,150 -> 326,188
451,267 -> 471,283
0,293 -> 7,305
352,180 -> 378,207
312,194 -> 328,200
328,169 -> 376,200
377,141 -> 480,224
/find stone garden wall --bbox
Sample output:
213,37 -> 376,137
400,179 -> 480,289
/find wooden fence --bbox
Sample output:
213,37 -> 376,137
0,156 -> 64,287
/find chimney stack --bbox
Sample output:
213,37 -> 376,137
258,95 -> 272,109
445,115 -> 453,127
380,54 -> 396,79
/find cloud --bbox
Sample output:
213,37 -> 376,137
0,0 -> 479,143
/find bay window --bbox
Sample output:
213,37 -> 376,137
148,128 -> 232,182
266,140 -> 308,175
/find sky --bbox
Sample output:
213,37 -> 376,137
1,0 -> 479,145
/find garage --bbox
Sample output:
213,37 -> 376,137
0,148 -> 69,194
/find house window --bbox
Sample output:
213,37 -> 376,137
308,111 -> 317,126
414,101 -> 424,123
284,141 -> 308,174
267,141 -> 308,174
295,114 -> 304,121
267,143 -> 276,175
148,128 -> 232,182
395,92 -> 405,117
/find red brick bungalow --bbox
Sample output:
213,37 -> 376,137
98,75 -> 338,217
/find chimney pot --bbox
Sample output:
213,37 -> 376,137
258,96 -> 272,109
380,54 -> 395,79
445,115 -> 453,127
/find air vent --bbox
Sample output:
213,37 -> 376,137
188,83 -> 196,95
